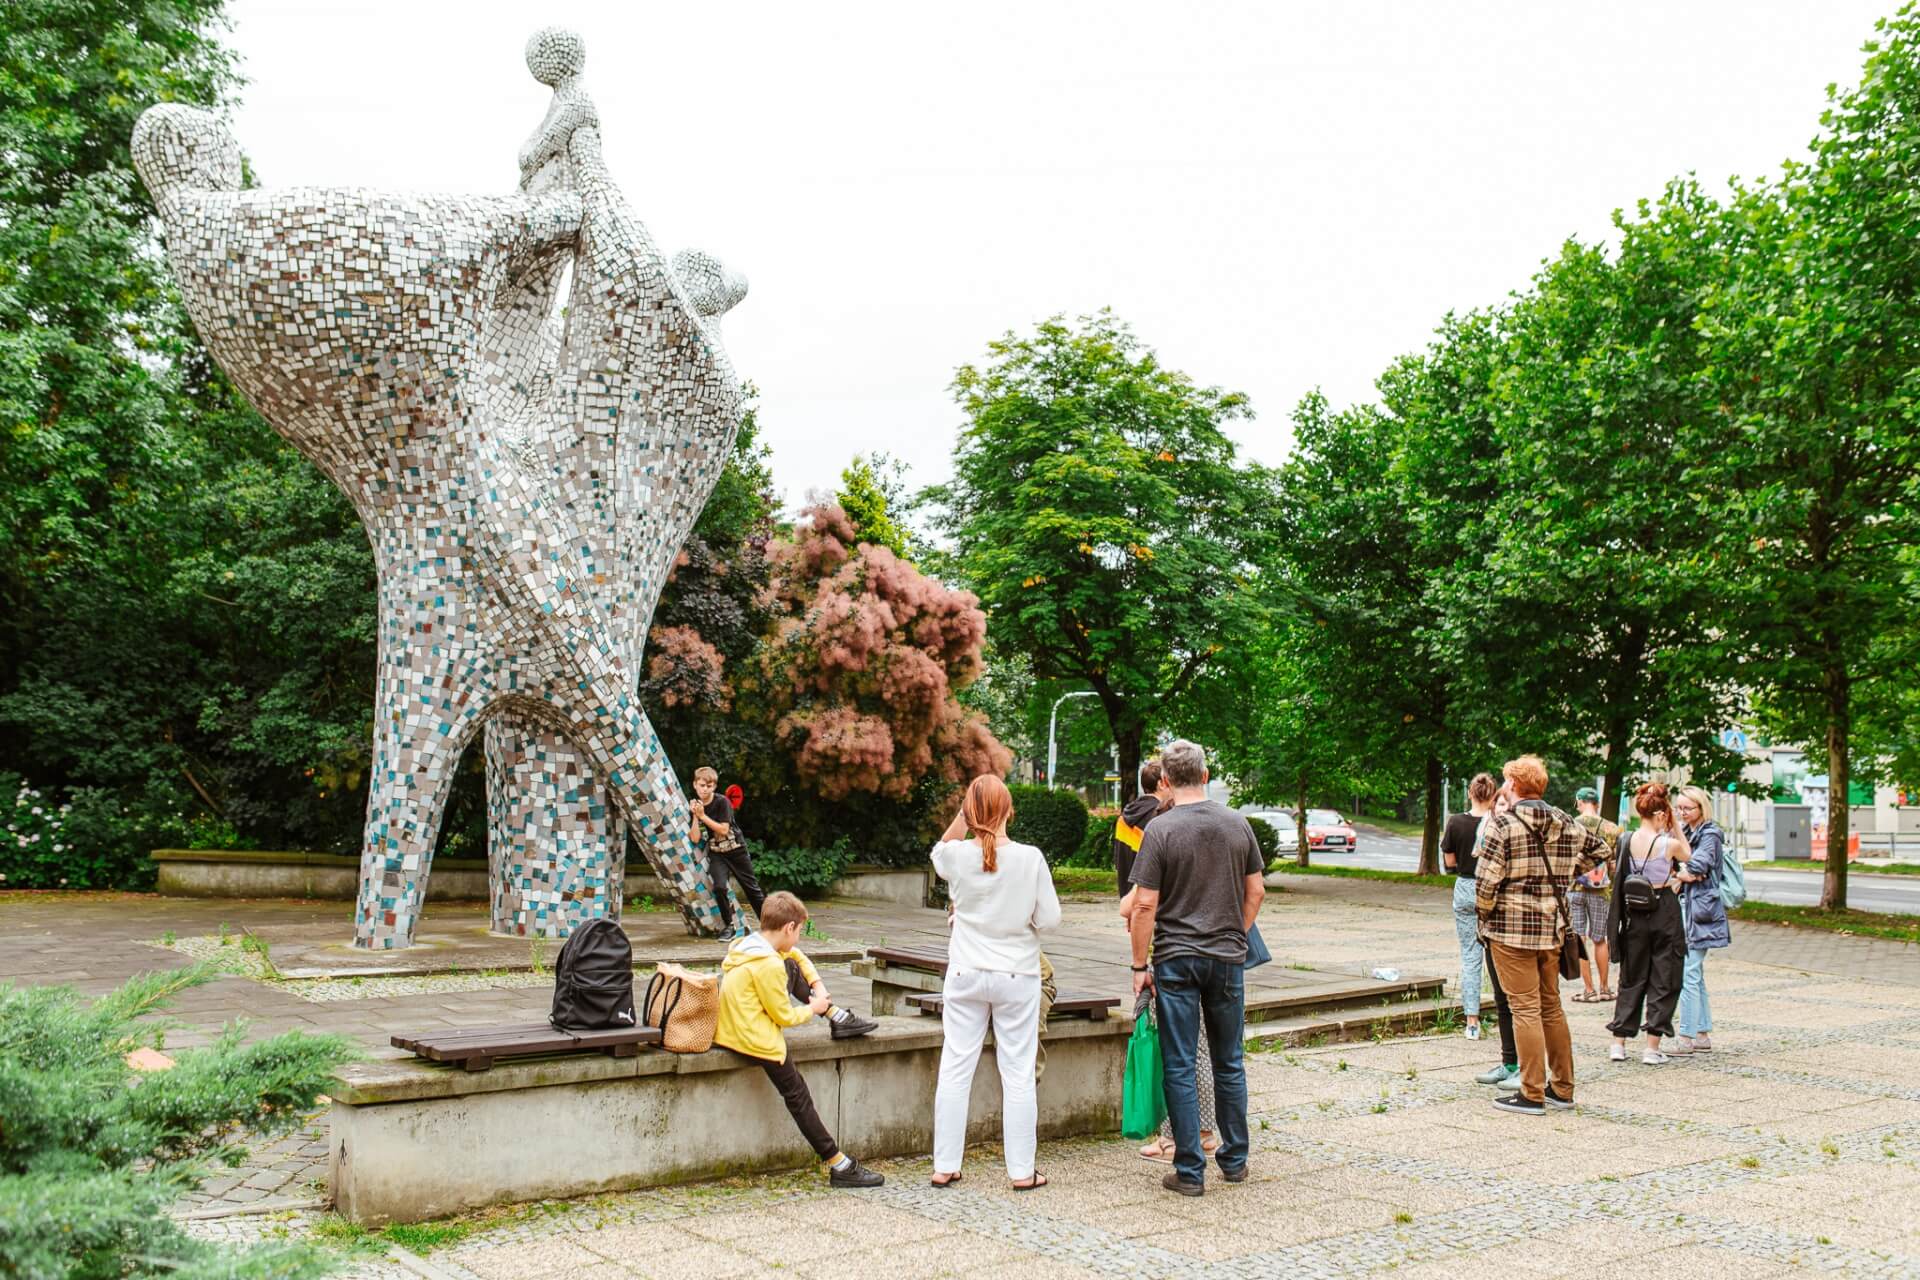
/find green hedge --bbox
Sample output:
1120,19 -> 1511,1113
1008,785 -> 1090,866
1247,816 -> 1280,863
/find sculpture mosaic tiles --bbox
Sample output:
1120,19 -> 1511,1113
133,29 -> 747,947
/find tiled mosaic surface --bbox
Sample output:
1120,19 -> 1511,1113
167,884 -> 1920,1277
132,29 -> 747,948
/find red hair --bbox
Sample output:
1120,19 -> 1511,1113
1634,781 -> 1672,823
963,775 -> 1013,873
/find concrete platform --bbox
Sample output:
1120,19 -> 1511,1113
329,1014 -> 1128,1224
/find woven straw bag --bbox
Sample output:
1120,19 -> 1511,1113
643,962 -> 719,1053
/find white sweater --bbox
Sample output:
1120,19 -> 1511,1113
930,837 -> 1061,976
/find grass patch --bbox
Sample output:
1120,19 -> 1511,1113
309,1198 -> 581,1258
1730,901 -> 1920,945
1269,863 -> 1455,890
1353,814 -> 1426,839
1051,867 -> 1117,895
1743,860 -> 1920,876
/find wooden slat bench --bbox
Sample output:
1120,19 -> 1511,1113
849,944 -> 952,1015
905,991 -> 1120,1021
391,1022 -> 663,1072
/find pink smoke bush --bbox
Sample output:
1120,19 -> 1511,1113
749,504 -> 1009,801
645,625 -> 731,712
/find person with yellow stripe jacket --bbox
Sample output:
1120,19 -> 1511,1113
1113,760 -> 1168,894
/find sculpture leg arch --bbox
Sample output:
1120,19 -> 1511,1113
483,714 -> 627,937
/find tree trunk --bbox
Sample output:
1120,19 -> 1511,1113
1294,769 -> 1310,868
1115,722 -> 1144,806
1601,713 -> 1632,829
1418,753 -> 1442,875
1821,663 -> 1850,911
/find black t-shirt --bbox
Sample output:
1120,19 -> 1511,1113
1130,800 -> 1266,963
1440,812 -> 1482,878
696,793 -> 734,845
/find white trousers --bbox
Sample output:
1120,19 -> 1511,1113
932,967 -> 1041,1180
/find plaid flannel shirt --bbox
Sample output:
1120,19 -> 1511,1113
1474,801 -> 1612,951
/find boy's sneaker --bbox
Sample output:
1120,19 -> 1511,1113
830,1011 -> 880,1040
1642,1050 -> 1670,1066
1609,1043 -> 1628,1062
1463,1023 -> 1482,1041
830,1159 -> 885,1188
1497,1070 -> 1524,1092
1543,1087 -> 1574,1110
1492,1093 -> 1545,1116
1475,1063 -> 1518,1086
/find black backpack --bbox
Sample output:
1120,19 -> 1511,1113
549,917 -> 636,1031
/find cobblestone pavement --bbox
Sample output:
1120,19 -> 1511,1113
156,876 -> 1920,1278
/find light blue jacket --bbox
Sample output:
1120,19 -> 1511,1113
1682,820 -> 1731,950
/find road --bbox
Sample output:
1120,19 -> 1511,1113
1300,824 -> 1920,916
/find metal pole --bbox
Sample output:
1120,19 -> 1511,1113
1046,691 -> 1097,791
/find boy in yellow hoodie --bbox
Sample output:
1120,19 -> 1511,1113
715,891 -> 884,1187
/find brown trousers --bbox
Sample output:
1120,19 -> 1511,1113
1488,942 -> 1574,1104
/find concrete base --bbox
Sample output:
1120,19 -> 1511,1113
329,1016 -> 1125,1225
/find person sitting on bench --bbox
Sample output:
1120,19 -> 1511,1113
715,891 -> 883,1187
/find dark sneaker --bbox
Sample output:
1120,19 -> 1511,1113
830,1159 -> 885,1188
1162,1171 -> 1204,1197
1544,1088 -> 1574,1110
1492,1093 -> 1545,1116
1219,1166 -> 1248,1184
830,1011 -> 880,1040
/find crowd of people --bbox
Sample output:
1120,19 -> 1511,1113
1452,756 -> 1734,1114
690,744 -> 1736,1195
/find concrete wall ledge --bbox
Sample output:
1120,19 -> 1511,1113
330,1015 -> 1127,1224
152,849 -> 929,907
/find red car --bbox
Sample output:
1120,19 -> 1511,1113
1306,809 -> 1358,853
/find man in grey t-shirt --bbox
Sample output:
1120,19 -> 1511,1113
1128,739 -> 1264,1195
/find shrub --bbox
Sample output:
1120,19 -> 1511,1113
0,963 -> 356,1278
751,838 -> 855,898
1247,816 -> 1280,863
1067,813 -> 1118,869
1,775 -> 175,891
1008,785 -> 1089,866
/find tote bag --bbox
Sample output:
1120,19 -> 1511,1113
1120,1007 -> 1168,1140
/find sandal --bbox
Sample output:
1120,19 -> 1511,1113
1598,989 -> 1615,1001
930,1172 -> 963,1188
1139,1138 -> 1174,1162
1012,1171 -> 1049,1191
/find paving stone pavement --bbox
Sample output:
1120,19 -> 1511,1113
136,876 -> 1920,1276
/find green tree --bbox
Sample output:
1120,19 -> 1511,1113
835,451 -> 915,560
925,311 -> 1279,802
1696,10 -> 1920,908
1275,313 -> 1511,873
1483,186 -> 1747,811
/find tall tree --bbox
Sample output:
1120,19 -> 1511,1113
835,451 -> 915,560
925,311 -> 1279,801
1697,10 -> 1920,908
1484,186 -> 1747,811
1276,313 -> 1510,873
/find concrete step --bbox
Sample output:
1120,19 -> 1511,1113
1242,975 -> 1448,1025
1241,995 -> 1461,1049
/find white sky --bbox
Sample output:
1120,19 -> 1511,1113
225,1 -> 1892,508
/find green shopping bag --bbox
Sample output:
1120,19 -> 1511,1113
1121,1007 -> 1167,1140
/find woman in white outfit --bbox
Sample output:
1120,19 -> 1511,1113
929,775 -> 1062,1190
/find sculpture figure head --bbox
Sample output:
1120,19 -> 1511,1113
672,249 -> 750,324
132,103 -> 242,213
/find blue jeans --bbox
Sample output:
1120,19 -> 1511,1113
1153,953 -> 1250,1185
1677,948 -> 1712,1037
1451,877 -> 1483,1017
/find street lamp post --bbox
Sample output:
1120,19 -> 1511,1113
1047,691 -> 1100,791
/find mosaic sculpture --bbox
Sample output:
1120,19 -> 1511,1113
133,29 -> 746,948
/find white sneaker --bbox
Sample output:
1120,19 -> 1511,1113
1609,1043 -> 1627,1062
1642,1050 -> 1670,1065
1665,1037 -> 1695,1055
1464,1023 -> 1482,1041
